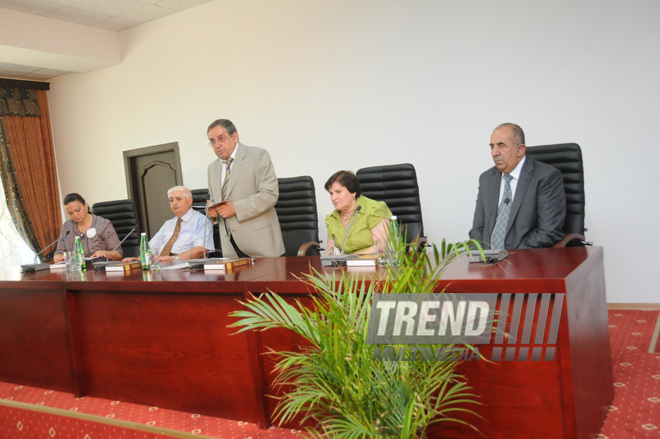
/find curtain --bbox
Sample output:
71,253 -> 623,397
0,85 -> 62,260
0,118 -> 40,254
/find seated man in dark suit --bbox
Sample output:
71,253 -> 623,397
469,123 -> 566,249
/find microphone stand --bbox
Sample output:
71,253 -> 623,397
93,227 -> 136,269
203,200 -> 211,259
34,230 -> 70,263
339,205 -> 362,255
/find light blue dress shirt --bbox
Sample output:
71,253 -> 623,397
149,208 -> 214,255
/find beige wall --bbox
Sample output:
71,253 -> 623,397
47,0 -> 660,303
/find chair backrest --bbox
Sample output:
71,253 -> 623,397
275,176 -> 320,256
525,143 -> 585,236
356,163 -> 424,244
91,199 -> 141,257
190,188 -> 210,215
190,188 -> 221,255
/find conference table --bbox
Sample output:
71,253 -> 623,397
0,247 -> 612,438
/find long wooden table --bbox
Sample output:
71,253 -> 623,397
0,247 -> 612,438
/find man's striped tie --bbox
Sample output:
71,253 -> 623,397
221,158 -> 233,201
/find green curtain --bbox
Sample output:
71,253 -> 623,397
0,87 -> 42,256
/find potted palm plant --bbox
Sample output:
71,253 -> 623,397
230,235 -> 482,437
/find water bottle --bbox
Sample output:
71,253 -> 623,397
140,232 -> 152,270
386,215 -> 402,267
73,236 -> 85,272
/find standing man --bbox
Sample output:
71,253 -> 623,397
206,119 -> 285,258
469,123 -> 566,249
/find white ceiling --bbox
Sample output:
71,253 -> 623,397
0,0 -> 213,81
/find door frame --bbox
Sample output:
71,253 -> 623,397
123,142 -> 183,235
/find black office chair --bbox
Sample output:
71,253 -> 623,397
91,199 -> 141,257
526,143 -> 589,247
190,188 -> 210,214
190,188 -> 221,256
275,176 -> 321,256
356,163 -> 426,248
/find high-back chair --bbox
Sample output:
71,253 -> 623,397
91,199 -> 141,257
190,188 -> 210,214
275,176 -> 321,256
356,163 -> 426,247
526,143 -> 589,247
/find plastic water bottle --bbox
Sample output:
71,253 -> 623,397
387,215 -> 402,266
140,232 -> 152,270
73,236 -> 85,272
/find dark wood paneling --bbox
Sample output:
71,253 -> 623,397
71,290 -> 259,422
0,286 -> 73,392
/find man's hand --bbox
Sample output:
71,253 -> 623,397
216,202 -> 236,219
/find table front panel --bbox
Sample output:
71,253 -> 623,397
70,289 -> 260,423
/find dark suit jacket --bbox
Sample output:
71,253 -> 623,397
208,143 -> 285,258
469,157 -> 566,249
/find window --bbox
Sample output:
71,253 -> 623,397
0,177 -> 36,270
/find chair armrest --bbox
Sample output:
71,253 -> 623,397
408,236 -> 428,253
553,233 -> 589,248
297,242 -> 322,257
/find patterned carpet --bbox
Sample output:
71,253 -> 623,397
0,310 -> 659,438
598,310 -> 660,438
0,384 -> 301,438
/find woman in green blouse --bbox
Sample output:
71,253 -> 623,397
324,170 -> 392,255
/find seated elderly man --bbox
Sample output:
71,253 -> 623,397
141,186 -> 214,262
469,123 -> 565,249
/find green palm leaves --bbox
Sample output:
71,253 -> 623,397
230,238 -> 481,438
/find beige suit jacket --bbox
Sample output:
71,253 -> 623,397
208,143 -> 284,258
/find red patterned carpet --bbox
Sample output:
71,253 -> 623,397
0,384 -> 302,438
599,310 -> 660,438
0,309 -> 659,438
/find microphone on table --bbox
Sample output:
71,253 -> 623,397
93,227 -> 136,269
34,231 -> 69,263
185,201 -> 219,269
21,231 -> 70,272
340,205 -> 362,255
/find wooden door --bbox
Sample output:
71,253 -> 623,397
124,143 -> 182,237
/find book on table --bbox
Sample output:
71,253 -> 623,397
105,261 -> 143,273
321,254 -> 378,267
203,257 -> 252,272
345,254 -> 378,267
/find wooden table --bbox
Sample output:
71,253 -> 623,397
0,247 -> 612,438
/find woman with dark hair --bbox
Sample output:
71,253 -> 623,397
324,170 -> 392,255
52,193 -> 122,262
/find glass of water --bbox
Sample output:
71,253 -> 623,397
63,252 -> 74,272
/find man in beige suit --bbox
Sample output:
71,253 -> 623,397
206,119 -> 285,258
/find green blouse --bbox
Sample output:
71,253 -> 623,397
325,196 -> 393,254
